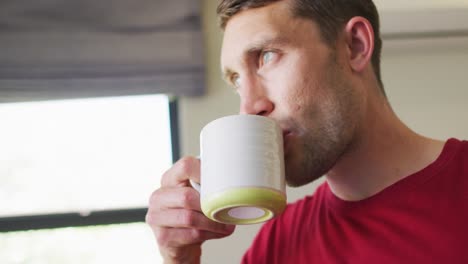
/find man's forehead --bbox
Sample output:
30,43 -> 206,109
223,0 -> 293,35
220,1 -> 294,68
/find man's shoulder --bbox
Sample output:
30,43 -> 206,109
449,137 -> 468,151
444,138 -> 468,167
457,138 -> 468,154
450,138 -> 468,177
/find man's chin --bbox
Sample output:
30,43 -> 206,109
285,174 -> 320,187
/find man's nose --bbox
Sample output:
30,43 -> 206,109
239,83 -> 274,116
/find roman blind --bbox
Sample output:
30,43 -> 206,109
0,0 -> 204,102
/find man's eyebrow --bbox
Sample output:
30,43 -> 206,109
221,36 -> 289,82
245,35 -> 289,53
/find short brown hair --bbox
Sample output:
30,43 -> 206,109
217,0 -> 385,95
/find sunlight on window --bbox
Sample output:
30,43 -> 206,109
0,95 -> 172,216
0,223 -> 162,264
0,95 -> 172,263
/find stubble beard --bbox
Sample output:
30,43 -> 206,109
285,54 -> 358,187
285,119 -> 349,187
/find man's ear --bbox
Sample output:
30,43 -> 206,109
344,16 -> 375,73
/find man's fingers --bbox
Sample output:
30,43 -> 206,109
149,187 -> 202,212
161,156 -> 201,187
154,227 -> 234,249
146,208 -> 235,236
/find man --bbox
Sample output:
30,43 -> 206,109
146,0 -> 468,263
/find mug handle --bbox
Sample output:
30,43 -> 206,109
189,155 -> 201,193
189,179 -> 201,193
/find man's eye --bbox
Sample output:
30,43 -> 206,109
261,51 -> 275,66
232,75 -> 241,88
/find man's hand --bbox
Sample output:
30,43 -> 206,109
146,156 -> 236,263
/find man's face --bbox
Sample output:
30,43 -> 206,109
220,1 -> 362,186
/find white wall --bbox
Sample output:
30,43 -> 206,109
373,0 -> 468,10
176,1 -> 468,263
383,37 -> 468,140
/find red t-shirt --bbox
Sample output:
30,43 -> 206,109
242,138 -> 468,264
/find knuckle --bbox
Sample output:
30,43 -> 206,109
160,156 -> 197,187
145,211 -> 158,226
178,156 -> 194,174
188,228 -> 203,242
147,189 -> 160,206
179,210 -> 198,227
180,188 -> 195,206
160,170 -> 172,186
145,212 -> 153,225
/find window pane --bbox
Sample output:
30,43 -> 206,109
0,95 -> 172,217
0,223 -> 162,264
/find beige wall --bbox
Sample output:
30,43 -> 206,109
176,1 -> 468,263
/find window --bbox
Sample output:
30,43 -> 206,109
0,95 -> 178,263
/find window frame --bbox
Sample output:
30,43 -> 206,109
0,97 -> 180,233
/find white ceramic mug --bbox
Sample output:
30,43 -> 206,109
192,115 -> 286,225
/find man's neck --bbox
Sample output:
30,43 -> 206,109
325,97 -> 445,202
